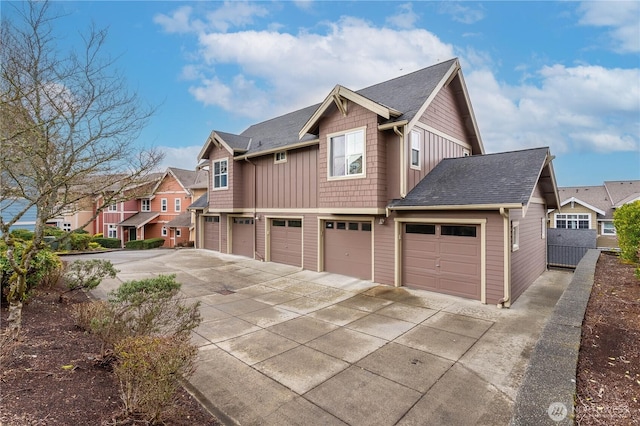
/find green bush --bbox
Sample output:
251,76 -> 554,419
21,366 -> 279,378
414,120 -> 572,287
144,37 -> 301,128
613,200 -> 640,263
73,274 -> 201,356
125,237 -> 165,250
9,229 -> 34,241
44,226 -> 65,237
114,335 -> 197,423
64,259 -> 118,292
69,233 -> 92,251
0,243 -> 62,302
72,228 -> 89,234
91,237 -> 121,249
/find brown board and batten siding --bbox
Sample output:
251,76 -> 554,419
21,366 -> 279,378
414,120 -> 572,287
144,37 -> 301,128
373,217 -> 395,285
408,128 -> 468,191
421,79 -> 469,142
250,146 -> 319,209
318,102 -> 385,208
510,186 -> 548,301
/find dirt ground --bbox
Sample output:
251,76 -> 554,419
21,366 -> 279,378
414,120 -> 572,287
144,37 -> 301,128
0,285 -> 219,425
575,252 -> 640,425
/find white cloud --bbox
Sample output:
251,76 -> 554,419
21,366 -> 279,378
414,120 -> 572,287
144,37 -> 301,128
157,145 -> 202,171
386,3 -> 419,29
466,64 -> 640,154
187,16 -> 454,118
438,2 -> 485,24
154,2 -> 269,34
578,1 -> 640,53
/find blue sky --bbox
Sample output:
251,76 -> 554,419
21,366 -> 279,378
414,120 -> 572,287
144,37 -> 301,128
5,1 -> 640,186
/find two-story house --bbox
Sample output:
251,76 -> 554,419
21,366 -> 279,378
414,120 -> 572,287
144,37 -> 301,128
548,180 -> 640,248
193,58 -> 559,306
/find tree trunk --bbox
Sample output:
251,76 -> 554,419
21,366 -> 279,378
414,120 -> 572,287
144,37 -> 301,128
6,299 -> 23,340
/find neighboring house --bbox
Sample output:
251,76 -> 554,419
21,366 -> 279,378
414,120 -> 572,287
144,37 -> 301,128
115,167 -> 202,248
95,173 -> 163,244
193,58 -> 559,306
548,180 -> 640,248
0,198 -> 38,232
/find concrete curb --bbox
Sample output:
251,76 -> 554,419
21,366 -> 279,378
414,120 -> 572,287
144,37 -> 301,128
510,249 -> 600,425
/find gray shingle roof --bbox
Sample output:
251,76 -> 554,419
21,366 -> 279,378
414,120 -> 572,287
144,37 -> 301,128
604,180 -> 640,207
214,59 -> 458,158
188,193 -> 208,210
358,58 -> 457,125
390,147 -> 550,208
119,212 -> 159,227
166,212 -> 192,228
168,167 -> 198,189
557,180 -> 640,218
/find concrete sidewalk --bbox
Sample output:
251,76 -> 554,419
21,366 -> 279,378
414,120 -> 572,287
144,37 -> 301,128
93,249 -> 572,426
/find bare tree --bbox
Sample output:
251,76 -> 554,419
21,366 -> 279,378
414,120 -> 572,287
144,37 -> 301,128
1,1 -> 164,338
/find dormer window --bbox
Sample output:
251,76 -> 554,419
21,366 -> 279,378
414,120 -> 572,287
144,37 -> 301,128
275,151 -> 287,163
141,199 -> 150,212
328,128 -> 365,179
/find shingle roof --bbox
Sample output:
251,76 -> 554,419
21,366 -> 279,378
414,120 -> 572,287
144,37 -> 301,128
166,212 -> 192,228
358,58 -> 457,125
604,180 -> 640,207
168,167 -> 198,190
389,147 -> 550,208
213,58 -> 459,158
119,212 -> 159,227
188,169 -> 209,190
188,193 -> 208,210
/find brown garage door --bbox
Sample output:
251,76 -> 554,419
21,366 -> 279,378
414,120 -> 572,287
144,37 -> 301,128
232,217 -> 254,258
270,219 -> 302,267
203,216 -> 219,250
403,223 -> 480,299
324,220 -> 372,280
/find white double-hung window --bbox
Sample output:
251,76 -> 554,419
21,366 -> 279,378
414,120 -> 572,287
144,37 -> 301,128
329,128 -> 364,178
213,159 -> 228,189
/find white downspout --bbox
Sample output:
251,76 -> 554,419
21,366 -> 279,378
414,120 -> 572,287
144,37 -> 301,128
393,125 -> 406,198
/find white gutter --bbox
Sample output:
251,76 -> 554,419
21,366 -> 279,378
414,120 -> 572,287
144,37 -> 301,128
499,207 -> 511,308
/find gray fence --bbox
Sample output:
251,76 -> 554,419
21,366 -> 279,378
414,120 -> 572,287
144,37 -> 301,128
547,228 -> 597,268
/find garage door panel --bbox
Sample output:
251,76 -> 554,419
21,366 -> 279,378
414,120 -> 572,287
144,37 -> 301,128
270,219 -> 302,267
203,217 -> 219,251
232,218 -> 254,258
324,221 -> 372,280
403,223 -> 480,300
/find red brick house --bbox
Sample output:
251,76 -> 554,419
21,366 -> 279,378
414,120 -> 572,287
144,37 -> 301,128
193,58 -> 559,306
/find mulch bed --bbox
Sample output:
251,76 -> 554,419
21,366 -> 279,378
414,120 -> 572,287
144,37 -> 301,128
0,285 -> 219,425
575,252 -> 640,425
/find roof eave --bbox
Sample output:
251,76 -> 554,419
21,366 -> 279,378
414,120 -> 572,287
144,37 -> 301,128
388,203 -> 524,211
234,138 -> 320,161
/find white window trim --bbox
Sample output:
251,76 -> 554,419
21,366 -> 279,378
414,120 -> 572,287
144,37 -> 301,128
141,199 -> 150,212
327,126 -> 366,181
554,213 -> 590,229
161,198 -> 168,212
274,151 -> 287,164
410,129 -> 421,170
176,228 -> 182,237
212,158 -> 229,190
175,198 -> 181,212
601,221 -> 616,235
107,224 -> 117,239
108,203 -> 117,211
161,226 -> 167,237
511,220 -> 520,252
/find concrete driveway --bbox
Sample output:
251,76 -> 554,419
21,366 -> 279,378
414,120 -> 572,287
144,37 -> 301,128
88,249 -> 572,426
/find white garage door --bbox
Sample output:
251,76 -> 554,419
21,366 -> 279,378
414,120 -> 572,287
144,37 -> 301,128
403,223 -> 480,299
